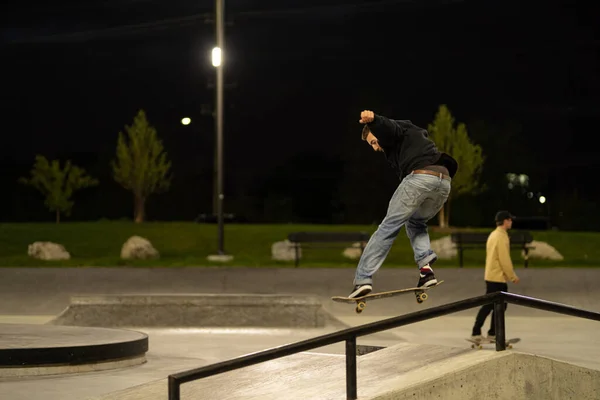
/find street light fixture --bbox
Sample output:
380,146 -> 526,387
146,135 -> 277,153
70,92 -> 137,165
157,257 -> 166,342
181,117 -> 191,125
211,47 -> 222,67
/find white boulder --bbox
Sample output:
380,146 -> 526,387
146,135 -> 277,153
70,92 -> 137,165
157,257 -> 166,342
121,236 -> 159,260
28,242 -> 71,261
272,240 -> 300,261
522,240 -> 564,261
343,242 -> 366,260
430,236 -> 457,259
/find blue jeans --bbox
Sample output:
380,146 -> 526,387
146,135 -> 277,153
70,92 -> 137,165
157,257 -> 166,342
354,173 -> 451,286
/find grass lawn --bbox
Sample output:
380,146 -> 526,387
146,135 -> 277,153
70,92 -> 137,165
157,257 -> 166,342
0,221 -> 598,267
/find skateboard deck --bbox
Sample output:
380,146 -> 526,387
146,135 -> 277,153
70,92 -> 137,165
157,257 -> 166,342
466,337 -> 521,349
331,280 -> 444,314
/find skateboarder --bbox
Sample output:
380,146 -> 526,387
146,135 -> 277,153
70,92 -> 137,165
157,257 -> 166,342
470,210 -> 520,342
348,110 -> 458,299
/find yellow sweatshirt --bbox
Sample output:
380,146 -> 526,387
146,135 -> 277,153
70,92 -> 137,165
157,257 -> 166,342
485,227 -> 519,283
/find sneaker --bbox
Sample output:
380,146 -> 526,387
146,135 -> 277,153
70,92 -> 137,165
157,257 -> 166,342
417,265 -> 438,288
486,335 -> 496,342
348,284 -> 372,298
470,334 -> 484,342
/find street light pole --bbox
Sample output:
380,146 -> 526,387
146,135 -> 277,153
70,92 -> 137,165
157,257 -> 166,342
207,0 -> 232,262
215,0 -> 225,255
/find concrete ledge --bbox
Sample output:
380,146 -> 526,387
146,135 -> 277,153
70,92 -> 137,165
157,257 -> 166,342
0,323 -> 148,378
48,293 -> 329,328
376,351 -> 600,400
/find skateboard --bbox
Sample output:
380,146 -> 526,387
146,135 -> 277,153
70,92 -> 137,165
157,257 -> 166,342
331,280 -> 444,314
466,337 -> 521,349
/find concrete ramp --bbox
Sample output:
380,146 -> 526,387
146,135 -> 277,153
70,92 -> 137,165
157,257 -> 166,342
380,351 -> 600,400
49,294 -> 336,328
91,343 -> 600,400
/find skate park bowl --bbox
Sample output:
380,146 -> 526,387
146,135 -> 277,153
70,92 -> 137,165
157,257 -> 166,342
48,293 -> 335,328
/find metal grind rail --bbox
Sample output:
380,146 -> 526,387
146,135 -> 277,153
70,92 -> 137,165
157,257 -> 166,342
168,292 -> 600,400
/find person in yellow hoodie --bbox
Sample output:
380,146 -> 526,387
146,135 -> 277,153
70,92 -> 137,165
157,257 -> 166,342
470,210 -> 520,342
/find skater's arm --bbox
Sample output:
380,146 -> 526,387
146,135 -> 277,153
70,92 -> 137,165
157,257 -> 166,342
359,110 -> 406,146
498,235 -> 519,283
367,115 -> 406,146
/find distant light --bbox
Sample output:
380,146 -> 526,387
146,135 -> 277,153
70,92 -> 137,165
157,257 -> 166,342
519,174 -> 528,185
181,117 -> 191,126
539,196 -> 546,204
212,47 -> 222,67
527,192 -> 533,199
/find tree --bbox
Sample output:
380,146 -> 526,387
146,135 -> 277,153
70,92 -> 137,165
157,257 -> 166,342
428,104 -> 485,228
19,155 -> 99,223
112,109 -> 172,223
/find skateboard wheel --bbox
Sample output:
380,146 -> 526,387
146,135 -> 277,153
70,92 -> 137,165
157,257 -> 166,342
420,293 -> 428,301
507,344 -> 513,349
355,302 -> 366,314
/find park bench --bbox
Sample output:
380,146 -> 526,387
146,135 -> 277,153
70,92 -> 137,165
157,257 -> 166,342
287,231 -> 370,267
450,231 -> 535,268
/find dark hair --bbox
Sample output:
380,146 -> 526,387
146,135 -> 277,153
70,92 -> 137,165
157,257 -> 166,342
495,210 -> 514,225
361,125 -> 370,141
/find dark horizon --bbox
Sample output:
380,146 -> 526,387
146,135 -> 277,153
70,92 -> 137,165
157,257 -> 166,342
2,0 -> 599,230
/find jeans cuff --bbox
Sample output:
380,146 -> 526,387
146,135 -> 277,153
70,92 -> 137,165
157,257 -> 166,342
353,278 -> 373,286
418,253 -> 438,268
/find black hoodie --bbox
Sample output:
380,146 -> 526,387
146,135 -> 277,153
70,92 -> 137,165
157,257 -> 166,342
366,114 -> 458,182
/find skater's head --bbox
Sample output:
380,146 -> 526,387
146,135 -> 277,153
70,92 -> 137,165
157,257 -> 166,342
361,126 -> 383,152
495,210 -> 514,230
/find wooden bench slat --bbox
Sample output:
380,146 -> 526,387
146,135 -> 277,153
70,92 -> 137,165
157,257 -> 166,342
450,231 -> 534,268
286,231 -> 370,267
288,232 -> 370,243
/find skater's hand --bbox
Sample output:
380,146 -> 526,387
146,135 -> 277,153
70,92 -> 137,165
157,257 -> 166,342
359,110 -> 375,124
513,276 -> 520,284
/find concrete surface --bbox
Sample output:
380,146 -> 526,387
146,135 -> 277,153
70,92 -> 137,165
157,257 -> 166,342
1,267 -> 599,317
92,343 -> 491,400
1,316 -> 598,399
0,324 -> 397,400
0,267 -> 598,400
92,343 -> 600,400
49,293 -> 328,328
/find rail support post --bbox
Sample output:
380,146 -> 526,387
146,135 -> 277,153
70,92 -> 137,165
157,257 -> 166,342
168,375 -> 180,400
494,298 -> 507,351
345,337 -> 357,400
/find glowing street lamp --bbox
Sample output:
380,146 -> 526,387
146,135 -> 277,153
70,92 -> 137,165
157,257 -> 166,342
211,47 -> 222,67
181,117 -> 191,126
539,196 -> 546,204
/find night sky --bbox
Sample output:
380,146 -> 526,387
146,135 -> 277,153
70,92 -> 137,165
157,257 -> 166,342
2,0 -> 599,229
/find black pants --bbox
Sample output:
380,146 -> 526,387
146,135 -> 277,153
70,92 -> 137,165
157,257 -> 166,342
472,281 -> 508,336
